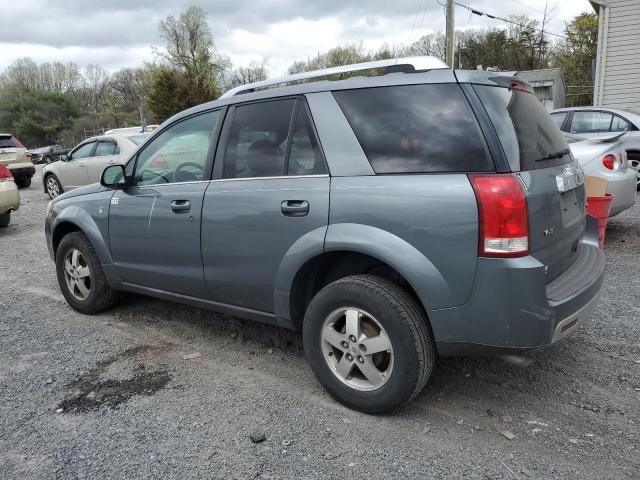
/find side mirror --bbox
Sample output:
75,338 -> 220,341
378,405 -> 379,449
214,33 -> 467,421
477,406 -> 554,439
59,154 -> 70,162
101,164 -> 128,188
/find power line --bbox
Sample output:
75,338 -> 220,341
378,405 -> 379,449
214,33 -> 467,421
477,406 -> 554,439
454,1 -> 565,38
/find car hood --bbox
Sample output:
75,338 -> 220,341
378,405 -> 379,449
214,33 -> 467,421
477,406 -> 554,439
53,182 -> 106,203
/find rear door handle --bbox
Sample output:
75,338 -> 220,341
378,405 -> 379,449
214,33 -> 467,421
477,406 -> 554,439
170,200 -> 191,213
281,200 -> 309,217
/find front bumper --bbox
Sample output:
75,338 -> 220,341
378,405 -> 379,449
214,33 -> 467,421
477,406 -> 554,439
0,181 -> 20,214
429,217 -> 605,356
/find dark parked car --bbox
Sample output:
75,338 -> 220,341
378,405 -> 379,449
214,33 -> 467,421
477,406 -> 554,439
28,145 -> 71,165
45,58 -> 605,413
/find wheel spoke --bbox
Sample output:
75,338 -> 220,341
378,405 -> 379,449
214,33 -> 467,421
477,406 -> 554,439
76,279 -> 90,298
64,259 -> 73,275
323,326 -> 346,350
76,266 -> 90,279
360,333 -> 391,355
335,355 -> 353,380
345,309 -> 360,340
71,249 -> 79,268
357,356 -> 385,387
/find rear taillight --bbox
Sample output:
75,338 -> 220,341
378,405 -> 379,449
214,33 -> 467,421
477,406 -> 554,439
469,174 -> 529,258
602,154 -> 617,170
0,164 -> 14,182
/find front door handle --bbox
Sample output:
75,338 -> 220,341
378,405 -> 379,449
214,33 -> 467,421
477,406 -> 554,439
281,200 -> 309,217
170,200 -> 191,213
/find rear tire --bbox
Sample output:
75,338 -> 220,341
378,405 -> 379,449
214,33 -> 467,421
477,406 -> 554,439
15,177 -> 31,189
303,274 -> 434,413
56,232 -> 118,314
627,154 -> 640,191
0,212 -> 10,227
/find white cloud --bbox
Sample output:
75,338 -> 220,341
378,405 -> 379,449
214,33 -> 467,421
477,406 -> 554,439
0,0 -> 595,76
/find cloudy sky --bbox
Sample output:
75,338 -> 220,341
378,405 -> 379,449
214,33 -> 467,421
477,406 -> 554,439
0,0 -> 594,76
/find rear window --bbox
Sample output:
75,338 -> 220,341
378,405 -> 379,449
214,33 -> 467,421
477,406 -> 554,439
332,84 -> 493,174
0,136 -> 17,148
474,85 -> 571,171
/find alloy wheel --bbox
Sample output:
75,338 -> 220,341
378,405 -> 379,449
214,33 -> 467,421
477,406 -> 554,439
46,177 -> 60,198
629,159 -> 640,186
320,307 -> 394,391
63,248 -> 91,301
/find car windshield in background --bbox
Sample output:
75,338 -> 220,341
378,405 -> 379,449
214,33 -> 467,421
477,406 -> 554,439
474,85 -> 571,171
127,134 -> 149,146
333,84 -> 493,174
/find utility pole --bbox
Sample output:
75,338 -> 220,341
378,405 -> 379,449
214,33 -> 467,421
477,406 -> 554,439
445,0 -> 455,68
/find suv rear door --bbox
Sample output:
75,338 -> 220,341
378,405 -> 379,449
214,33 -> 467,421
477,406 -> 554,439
473,83 -> 587,281
202,98 -> 329,313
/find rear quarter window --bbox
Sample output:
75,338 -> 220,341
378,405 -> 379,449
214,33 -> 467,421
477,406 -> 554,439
474,85 -> 571,171
332,84 -> 493,174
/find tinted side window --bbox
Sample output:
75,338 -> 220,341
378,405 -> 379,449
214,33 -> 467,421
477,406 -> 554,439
610,115 -> 630,132
287,103 -> 326,176
474,85 -> 570,171
570,111 -> 612,134
332,84 -> 492,174
223,99 -> 296,179
135,110 -> 220,186
551,112 -> 567,130
94,141 -> 117,156
71,142 -> 95,159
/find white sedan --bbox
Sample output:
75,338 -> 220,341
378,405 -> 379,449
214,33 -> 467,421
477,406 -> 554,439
42,133 -> 150,199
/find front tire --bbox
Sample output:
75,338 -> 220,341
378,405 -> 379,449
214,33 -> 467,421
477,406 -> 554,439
45,174 -> 63,199
0,212 -> 10,227
56,232 -> 118,314
303,274 -> 434,413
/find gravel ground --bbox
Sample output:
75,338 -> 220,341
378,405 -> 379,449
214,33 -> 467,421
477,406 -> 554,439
1,168 -> 639,480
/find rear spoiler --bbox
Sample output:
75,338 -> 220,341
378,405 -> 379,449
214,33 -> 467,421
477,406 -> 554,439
563,131 -> 626,144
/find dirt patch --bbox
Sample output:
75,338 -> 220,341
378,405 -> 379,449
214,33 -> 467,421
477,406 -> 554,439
57,345 -> 172,413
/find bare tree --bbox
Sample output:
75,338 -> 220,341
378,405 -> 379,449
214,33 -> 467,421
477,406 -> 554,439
226,59 -> 268,89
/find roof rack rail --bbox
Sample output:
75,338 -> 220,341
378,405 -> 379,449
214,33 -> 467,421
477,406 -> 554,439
220,56 -> 448,98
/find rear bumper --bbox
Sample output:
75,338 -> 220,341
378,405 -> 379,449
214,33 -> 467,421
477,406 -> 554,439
608,169 -> 637,216
8,163 -> 36,179
0,181 -> 20,213
429,216 -> 605,356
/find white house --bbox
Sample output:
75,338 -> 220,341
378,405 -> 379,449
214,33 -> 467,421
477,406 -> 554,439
590,0 -> 640,108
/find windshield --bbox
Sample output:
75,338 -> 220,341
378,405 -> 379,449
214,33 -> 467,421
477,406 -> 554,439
474,85 -> 571,171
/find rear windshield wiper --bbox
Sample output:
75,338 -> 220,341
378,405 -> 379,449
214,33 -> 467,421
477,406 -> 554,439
535,148 -> 570,162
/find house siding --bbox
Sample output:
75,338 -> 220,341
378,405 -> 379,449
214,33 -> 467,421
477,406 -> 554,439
594,0 -> 640,108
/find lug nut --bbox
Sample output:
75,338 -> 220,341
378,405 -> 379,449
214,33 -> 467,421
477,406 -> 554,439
357,356 -> 364,363
346,354 -> 353,361
349,335 -> 357,342
359,344 -> 366,352
341,341 -> 349,349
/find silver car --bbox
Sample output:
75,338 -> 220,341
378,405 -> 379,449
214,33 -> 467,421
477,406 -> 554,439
551,107 -> 640,188
564,133 -> 636,216
42,133 -> 151,199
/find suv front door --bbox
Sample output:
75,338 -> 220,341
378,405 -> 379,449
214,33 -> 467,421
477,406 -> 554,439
202,98 -> 330,313
108,110 -> 223,297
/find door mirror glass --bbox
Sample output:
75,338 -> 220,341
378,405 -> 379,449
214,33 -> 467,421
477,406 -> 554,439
59,154 -> 69,162
101,164 -> 127,187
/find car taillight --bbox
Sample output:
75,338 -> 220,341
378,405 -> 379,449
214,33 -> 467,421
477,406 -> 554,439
602,154 -> 617,170
0,164 -> 14,182
469,174 -> 529,258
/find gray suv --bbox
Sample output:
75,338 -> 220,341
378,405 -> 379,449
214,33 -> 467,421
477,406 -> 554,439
45,57 -> 605,413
